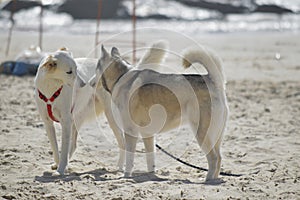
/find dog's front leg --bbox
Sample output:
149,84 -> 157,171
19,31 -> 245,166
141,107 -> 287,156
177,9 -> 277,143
56,118 -> 72,175
124,133 -> 138,177
107,119 -> 125,171
104,105 -> 125,171
44,121 -> 59,170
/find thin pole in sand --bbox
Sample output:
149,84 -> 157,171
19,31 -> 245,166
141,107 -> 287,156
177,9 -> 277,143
132,0 -> 136,64
5,0 -> 16,56
95,0 -> 103,58
39,4 -> 44,50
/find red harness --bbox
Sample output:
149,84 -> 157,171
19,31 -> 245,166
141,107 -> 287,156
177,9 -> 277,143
38,86 -> 63,122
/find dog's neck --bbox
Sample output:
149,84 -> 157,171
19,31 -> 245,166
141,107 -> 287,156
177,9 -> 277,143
102,58 -> 130,94
35,72 -> 64,98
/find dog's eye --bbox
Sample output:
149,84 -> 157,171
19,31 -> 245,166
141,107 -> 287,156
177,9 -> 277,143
66,70 -> 72,74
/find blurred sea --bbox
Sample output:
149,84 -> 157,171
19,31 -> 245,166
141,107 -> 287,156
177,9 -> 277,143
0,0 -> 299,35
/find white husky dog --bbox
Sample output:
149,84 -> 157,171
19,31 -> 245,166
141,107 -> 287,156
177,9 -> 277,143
34,43 -> 167,175
93,45 -> 228,181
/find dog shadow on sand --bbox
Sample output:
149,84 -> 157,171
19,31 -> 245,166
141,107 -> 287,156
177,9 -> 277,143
34,168 -> 224,185
35,168 -> 122,183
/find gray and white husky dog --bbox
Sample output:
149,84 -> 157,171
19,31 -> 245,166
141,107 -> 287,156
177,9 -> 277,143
91,44 -> 228,181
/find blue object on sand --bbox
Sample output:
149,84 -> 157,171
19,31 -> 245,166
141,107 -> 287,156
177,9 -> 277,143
0,61 -> 16,75
13,62 -> 28,76
0,45 -> 44,76
0,61 -> 38,76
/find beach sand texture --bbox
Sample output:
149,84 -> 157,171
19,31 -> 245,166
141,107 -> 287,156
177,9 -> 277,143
0,32 -> 299,199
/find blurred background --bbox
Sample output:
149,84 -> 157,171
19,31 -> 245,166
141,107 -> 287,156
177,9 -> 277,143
0,0 -> 299,67
0,2 -> 300,199
0,0 -> 299,35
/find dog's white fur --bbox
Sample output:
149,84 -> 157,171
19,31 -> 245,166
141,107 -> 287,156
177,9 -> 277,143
34,42 -> 167,175
93,44 -> 228,181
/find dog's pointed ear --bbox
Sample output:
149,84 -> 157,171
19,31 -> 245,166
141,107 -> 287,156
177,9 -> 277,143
111,47 -> 120,58
89,75 -> 97,88
41,55 -> 58,69
59,47 -> 68,51
96,57 -> 102,73
76,77 -> 86,88
58,47 -> 73,57
101,45 -> 109,59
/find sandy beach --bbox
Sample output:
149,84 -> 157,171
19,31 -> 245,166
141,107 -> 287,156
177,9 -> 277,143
0,30 -> 299,199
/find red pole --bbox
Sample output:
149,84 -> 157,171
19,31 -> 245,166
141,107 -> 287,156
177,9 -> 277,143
132,0 -> 136,64
95,0 -> 102,58
39,4 -> 44,50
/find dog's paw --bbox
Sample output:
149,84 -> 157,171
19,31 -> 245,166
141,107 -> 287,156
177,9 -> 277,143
146,171 -> 155,175
55,168 -> 67,176
51,164 -> 58,170
124,172 -> 132,178
204,178 -> 225,185
52,171 -> 63,177
117,167 -> 124,172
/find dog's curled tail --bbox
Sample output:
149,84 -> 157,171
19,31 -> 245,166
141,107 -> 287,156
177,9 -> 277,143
182,47 -> 226,89
137,40 -> 168,67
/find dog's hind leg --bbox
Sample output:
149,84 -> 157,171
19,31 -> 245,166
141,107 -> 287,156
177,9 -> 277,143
44,120 -> 59,170
124,132 -> 138,177
69,123 -> 78,159
142,135 -> 155,173
205,143 -> 221,181
192,106 -> 222,181
209,137 -> 222,179
202,103 -> 227,182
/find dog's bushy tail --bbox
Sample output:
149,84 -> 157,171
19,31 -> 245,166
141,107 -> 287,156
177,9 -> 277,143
183,46 -> 228,156
137,40 -> 168,67
182,47 -> 226,90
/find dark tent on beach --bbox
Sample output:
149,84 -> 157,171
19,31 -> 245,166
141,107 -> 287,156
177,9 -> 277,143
57,0 -> 122,19
0,0 -> 41,12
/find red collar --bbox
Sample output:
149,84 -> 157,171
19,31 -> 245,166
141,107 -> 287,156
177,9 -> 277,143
38,86 -> 63,122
